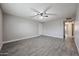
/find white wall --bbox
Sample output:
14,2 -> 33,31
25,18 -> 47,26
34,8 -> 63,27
0,8 -> 3,50
3,13 -> 64,44
43,19 -> 64,38
38,23 -> 43,35
3,14 -> 40,42
75,4 -> 79,52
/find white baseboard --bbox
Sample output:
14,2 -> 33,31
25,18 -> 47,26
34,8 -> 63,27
3,34 -> 63,44
3,35 -> 40,44
43,34 -> 63,39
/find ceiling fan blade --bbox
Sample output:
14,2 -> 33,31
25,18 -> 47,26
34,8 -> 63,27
31,8 -> 40,13
30,14 -> 39,18
43,6 -> 52,13
46,13 -> 57,15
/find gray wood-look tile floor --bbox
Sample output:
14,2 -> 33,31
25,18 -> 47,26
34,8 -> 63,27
0,35 -> 79,56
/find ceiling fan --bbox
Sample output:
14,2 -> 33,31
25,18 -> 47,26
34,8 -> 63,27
31,6 -> 57,19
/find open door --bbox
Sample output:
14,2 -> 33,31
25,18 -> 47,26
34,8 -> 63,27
0,8 -> 3,50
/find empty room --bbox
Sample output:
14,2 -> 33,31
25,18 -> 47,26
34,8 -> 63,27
0,3 -> 79,56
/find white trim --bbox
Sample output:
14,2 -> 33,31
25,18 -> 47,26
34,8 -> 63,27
0,43 -> 3,50
2,34 -> 63,44
77,48 -> 79,53
0,46 -> 2,50
43,34 -> 63,39
3,35 -> 40,44
0,47 -> 1,50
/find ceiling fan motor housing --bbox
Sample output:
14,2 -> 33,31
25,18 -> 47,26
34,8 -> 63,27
40,13 -> 43,16
40,13 -> 48,17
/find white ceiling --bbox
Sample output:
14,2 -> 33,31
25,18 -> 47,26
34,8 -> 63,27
0,3 -> 78,22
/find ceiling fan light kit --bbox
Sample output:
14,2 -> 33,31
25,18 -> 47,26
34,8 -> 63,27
40,16 -> 44,19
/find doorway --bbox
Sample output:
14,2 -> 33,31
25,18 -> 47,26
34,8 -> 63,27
63,18 -> 79,55
64,18 -> 74,39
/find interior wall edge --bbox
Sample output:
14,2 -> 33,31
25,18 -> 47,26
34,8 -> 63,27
0,8 -> 3,50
